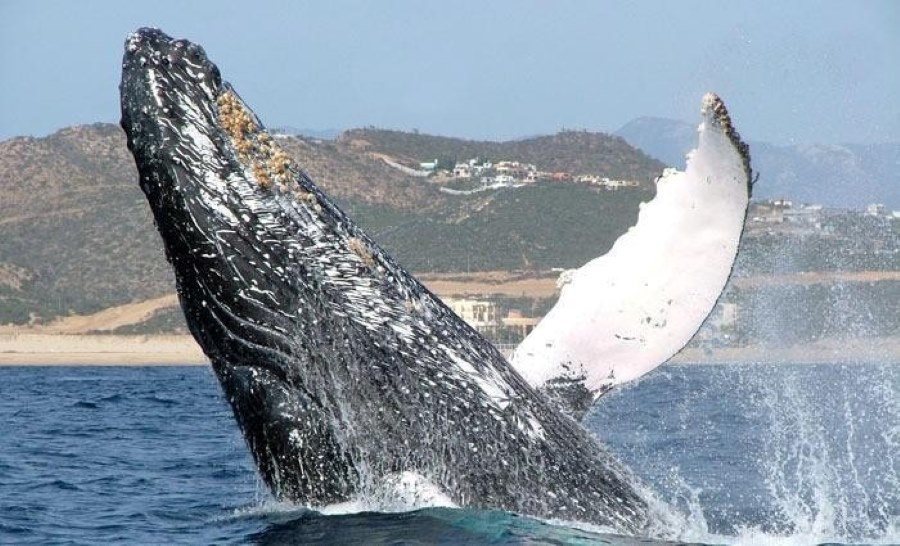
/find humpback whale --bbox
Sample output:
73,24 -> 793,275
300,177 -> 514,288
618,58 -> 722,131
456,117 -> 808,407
119,28 -> 751,534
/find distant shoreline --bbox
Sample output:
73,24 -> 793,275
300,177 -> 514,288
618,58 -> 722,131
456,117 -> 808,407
0,333 -> 897,367
670,342 -> 900,365
0,334 -> 206,366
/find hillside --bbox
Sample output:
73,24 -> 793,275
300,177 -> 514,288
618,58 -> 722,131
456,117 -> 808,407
274,136 -> 448,212
0,124 -> 173,322
340,128 -> 665,182
5,121 -> 895,348
0,124 -> 655,325
374,183 -> 649,271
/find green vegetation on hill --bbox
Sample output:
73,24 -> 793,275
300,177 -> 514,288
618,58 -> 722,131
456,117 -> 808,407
369,183 -> 651,271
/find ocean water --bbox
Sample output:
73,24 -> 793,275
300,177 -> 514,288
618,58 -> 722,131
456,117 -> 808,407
0,363 -> 896,545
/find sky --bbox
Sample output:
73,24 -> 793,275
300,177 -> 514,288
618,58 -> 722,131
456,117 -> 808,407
0,0 -> 897,145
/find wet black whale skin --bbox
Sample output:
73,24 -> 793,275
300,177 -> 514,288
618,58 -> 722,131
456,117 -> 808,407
119,27 -> 650,533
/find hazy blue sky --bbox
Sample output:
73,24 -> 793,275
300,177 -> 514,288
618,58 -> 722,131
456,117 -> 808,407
1,1 -> 897,144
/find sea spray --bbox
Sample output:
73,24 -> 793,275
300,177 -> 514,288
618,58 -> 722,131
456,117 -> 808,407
589,362 -> 899,544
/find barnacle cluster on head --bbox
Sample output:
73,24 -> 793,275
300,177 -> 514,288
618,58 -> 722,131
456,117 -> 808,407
293,188 -> 321,212
702,93 -> 753,188
347,237 -> 377,268
216,90 -> 296,191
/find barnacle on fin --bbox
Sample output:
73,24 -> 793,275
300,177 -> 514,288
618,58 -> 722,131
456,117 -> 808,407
702,93 -> 753,190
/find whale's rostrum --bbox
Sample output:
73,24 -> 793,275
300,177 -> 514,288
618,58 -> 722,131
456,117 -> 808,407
119,27 -> 751,534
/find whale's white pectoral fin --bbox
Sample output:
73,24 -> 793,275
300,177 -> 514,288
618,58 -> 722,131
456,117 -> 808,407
511,94 -> 752,417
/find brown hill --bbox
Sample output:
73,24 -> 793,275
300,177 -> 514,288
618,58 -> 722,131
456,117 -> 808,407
0,124 -> 172,323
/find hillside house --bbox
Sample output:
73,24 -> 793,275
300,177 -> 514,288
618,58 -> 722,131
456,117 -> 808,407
867,203 -> 887,217
449,158 -> 495,179
494,160 -> 517,174
750,200 -> 792,223
575,174 -> 602,185
444,298 -> 541,343
472,159 -> 492,175
453,162 -> 472,178
599,178 -> 639,190
494,161 -> 536,179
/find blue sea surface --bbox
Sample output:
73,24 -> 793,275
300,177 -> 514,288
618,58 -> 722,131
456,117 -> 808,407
0,363 -> 896,545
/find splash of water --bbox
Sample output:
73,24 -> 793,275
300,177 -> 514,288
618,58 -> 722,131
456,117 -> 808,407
748,364 -> 898,543
632,363 -> 899,545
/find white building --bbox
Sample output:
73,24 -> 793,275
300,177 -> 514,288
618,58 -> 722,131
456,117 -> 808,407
453,162 -> 472,178
867,203 -> 887,217
445,298 -> 503,338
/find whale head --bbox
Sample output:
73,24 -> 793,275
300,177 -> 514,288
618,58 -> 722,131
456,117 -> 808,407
121,28 -> 222,199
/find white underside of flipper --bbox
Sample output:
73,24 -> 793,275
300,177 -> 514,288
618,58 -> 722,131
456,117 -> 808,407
511,94 -> 751,402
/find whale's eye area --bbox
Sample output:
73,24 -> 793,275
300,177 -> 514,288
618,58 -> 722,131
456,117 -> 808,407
208,65 -> 221,87
186,43 -> 206,62
165,50 -> 183,66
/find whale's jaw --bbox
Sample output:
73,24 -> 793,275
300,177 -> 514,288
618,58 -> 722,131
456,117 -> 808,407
119,28 -> 650,532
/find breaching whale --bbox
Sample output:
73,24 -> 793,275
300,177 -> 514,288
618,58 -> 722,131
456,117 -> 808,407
119,28 -> 751,534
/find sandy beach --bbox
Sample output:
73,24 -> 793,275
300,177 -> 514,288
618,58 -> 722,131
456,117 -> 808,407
0,334 -> 206,366
1,332 -> 897,366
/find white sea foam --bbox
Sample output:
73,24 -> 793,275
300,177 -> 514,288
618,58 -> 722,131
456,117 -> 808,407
222,471 -> 457,523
